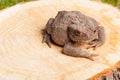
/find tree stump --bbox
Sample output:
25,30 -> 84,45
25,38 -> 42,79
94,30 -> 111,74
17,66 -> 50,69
0,0 -> 120,80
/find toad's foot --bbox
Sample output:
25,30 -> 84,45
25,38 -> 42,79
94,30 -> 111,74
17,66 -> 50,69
42,18 -> 55,48
62,44 -> 98,61
87,26 -> 105,50
87,40 -> 103,50
42,30 -> 51,48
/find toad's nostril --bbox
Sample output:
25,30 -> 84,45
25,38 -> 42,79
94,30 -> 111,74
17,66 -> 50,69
75,31 -> 80,36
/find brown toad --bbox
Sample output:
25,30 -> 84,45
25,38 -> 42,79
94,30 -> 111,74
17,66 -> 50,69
42,11 -> 105,60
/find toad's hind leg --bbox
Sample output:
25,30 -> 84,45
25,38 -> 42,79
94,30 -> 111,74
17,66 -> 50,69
42,18 -> 55,48
42,30 -> 51,48
62,43 -> 98,61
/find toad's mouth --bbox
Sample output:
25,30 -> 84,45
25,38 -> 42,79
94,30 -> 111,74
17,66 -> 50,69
72,38 -> 91,44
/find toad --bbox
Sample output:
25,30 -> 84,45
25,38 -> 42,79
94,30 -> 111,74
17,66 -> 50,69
42,11 -> 105,60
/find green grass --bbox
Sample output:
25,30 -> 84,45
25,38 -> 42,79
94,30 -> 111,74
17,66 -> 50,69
0,0 -> 120,10
101,0 -> 120,9
0,0 -> 30,10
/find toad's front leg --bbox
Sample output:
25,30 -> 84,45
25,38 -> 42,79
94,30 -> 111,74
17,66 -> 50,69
88,26 -> 105,50
62,43 -> 98,61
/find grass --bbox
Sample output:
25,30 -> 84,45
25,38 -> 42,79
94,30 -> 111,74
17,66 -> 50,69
0,0 -> 120,10
101,0 -> 120,9
0,0 -> 30,10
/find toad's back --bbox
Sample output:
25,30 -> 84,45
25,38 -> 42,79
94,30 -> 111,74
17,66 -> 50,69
50,11 -> 82,46
50,11 -> 98,46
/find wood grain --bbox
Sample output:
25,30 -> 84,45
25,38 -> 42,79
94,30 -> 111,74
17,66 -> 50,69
0,0 -> 120,80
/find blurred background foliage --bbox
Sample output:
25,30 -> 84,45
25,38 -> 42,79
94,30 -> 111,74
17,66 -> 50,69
0,0 -> 30,10
101,0 -> 120,9
0,0 -> 120,10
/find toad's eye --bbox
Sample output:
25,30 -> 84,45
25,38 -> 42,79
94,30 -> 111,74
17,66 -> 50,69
75,31 -> 81,36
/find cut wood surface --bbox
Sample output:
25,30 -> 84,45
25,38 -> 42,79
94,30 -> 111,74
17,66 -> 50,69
0,0 -> 120,80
